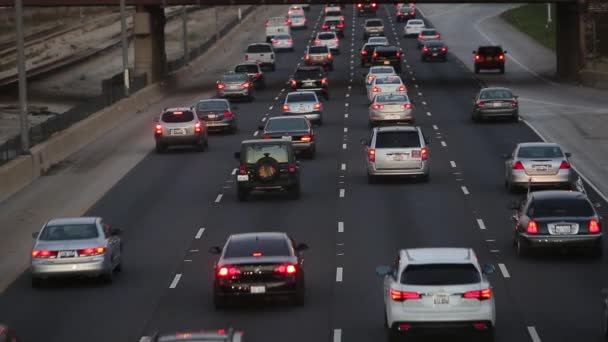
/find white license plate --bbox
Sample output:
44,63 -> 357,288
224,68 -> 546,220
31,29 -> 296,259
58,250 -> 76,258
330,26 -> 336,29
207,114 -> 217,119
304,81 -> 315,86
555,225 -> 572,234
313,56 -> 323,61
383,61 -> 391,65
387,115 -> 400,119
237,175 -> 249,181
171,129 -> 185,135
432,53 -> 438,56
493,102 -> 502,107
228,85 -> 239,89
282,136 -> 293,141
392,154 -> 405,161
250,286 -> 266,294
533,165 -> 549,172
433,294 -> 450,305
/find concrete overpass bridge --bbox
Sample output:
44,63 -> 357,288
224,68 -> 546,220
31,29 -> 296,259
0,0 -> 601,83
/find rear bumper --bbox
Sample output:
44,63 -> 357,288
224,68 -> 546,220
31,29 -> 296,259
155,134 -> 204,145
388,302 -> 495,328
476,107 -> 517,117
215,278 -> 298,297
475,61 -> 504,69
367,162 -> 429,176
522,233 -> 602,248
292,87 -> 328,95
370,111 -> 413,123
237,177 -> 299,191
273,43 -> 293,50
422,52 -> 447,59
510,170 -> 571,187
218,89 -> 251,97
31,258 -> 108,278
205,120 -> 234,131
292,141 -> 314,151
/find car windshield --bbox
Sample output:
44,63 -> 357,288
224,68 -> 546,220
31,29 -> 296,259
366,20 -> 383,27
295,69 -> 323,79
235,64 -> 259,73
318,33 -> 336,39
375,77 -> 401,85
287,93 -> 317,102
246,44 -> 271,53
266,118 -> 309,131
39,224 -> 99,241
376,94 -> 408,103
531,198 -> 594,217
401,264 -> 481,285
375,131 -> 420,148
222,74 -> 247,82
245,144 -> 289,163
517,146 -> 563,158
196,100 -> 228,111
225,237 -> 290,258
480,89 -> 513,99
161,110 -> 195,123
309,46 -> 329,54
478,46 -> 503,55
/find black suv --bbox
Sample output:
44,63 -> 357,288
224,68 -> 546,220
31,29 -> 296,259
396,6 -> 416,22
473,45 -> 507,74
234,140 -> 301,201
360,43 -> 385,67
357,2 -> 378,16
289,66 -> 329,100
371,46 -> 403,72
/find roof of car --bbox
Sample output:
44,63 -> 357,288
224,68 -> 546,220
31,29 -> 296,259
241,139 -> 292,145
47,217 -> 99,226
376,125 -> 419,133
402,248 -> 476,265
229,232 -> 288,242
296,66 -> 323,71
248,43 -> 272,47
164,107 -> 193,112
517,142 -> 560,148
530,190 -> 588,201
375,45 -> 400,51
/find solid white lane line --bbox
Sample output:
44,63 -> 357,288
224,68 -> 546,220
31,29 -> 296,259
333,329 -> 342,342
253,131 -> 259,136
338,221 -> 344,233
432,125 -> 438,130
441,141 -> 447,147
336,267 -> 343,282
450,161 -> 456,168
339,189 -> 345,198
461,186 -> 470,195
498,263 -> 511,278
476,219 -> 486,230
342,143 -> 347,150
215,194 -> 223,203
341,163 -> 346,171
231,168 -> 237,175
195,227 -> 205,239
169,274 -> 182,289
527,326 -> 541,342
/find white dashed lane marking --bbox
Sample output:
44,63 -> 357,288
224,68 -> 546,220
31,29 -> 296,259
441,141 -> 447,147
450,161 -> 456,168
169,274 -> 182,289
253,130 -> 259,136
342,143 -> 347,150
261,117 -> 267,122
498,263 -> 511,278
341,163 -> 346,171
269,105 -> 274,110
426,111 -> 431,116
195,227 -> 205,239
336,267 -> 343,282
338,221 -> 344,233
461,186 -> 469,195
432,125 -> 438,130
339,189 -> 345,198
214,194 -> 223,203
527,327 -> 541,342
231,168 -> 237,175
476,219 -> 486,230
334,329 -> 342,342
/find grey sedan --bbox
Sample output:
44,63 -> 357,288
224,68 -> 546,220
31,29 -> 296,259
260,116 -> 316,158
282,91 -> 323,125
194,99 -> 237,134
504,142 -> 574,192
217,72 -> 254,101
472,87 -> 519,122
368,92 -> 413,126
30,217 -> 123,287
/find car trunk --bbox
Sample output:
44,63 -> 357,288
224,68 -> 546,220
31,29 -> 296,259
161,121 -> 194,136
520,158 -> 561,175
197,110 -> 227,122
534,217 -> 591,235
396,284 -> 484,314
287,102 -> 315,113
34,239 -> 104,263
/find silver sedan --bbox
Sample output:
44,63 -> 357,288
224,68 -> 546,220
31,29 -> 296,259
367,75 -> 407,102
283,91 -> 323,125
271,33 -> 294,51
369,92 -> 413,126
30,216 -> 123,287
504,142 -> 574,192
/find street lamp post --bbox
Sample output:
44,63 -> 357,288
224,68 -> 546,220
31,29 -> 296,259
15,0 -> 30,152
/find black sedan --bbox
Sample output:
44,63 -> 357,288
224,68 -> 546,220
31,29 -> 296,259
510,190 -> 603,257
420,40 -> 448,62
260,116 -> 316,159
209,232 -> 309,309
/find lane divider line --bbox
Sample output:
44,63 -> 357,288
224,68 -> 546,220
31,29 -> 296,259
450,161 -> 456,168
344,127 -> 348,133
169,274 -> 182,289
231,168 -> 237,175
498,263 -> 511,278
253,131 -> 259,136
341,163 -> 346,171
334,329 -> 342,342
426,111 -> 431,116
441,141 -> 447,147
527,326 -> 541,342
195,227 -> 205,239
476,219 -> 486,230
339,189 -> 345,198
432,125 -> 438,130
215,194 -> 223,203
261,117 -> 267,122
336,267 -> 343,282
338,221 -> 344,233
342,143 -> 347,150
461,186 -> 470,195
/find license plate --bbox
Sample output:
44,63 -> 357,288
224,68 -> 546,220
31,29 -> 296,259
383,61 -> 391,65
433,293 -> 450,305
313,56 -> 323,61
250,286 -> 266,294
493,102 -> 502,107
487,57 -> 493,61
237,175 -> 249,181
304,81 -> 315,87
533,165 -> 549,172
171,129 -> 185,135
58,250 -> 76,258
330,26 -> 336,29
387,115 -> 400,119
432,53 -> 438,56
555,225 -> 572,234
228,85 -> 239,89
282,136 -> 293,141
207,114 -> 217,119
392,154 -> 404,161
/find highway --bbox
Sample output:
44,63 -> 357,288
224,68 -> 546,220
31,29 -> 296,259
1,4 -> 607,342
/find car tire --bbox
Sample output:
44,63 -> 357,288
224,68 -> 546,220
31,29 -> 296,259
387,328 -> 399,342
472,112 -> 482,122
516,236 -> 529,257
421,56 -> 426,62
237,188 -> 249,202
328,64 -> 334,71
316,117 -> 323,126
480,328 -> 496,342
31,277 -> 43,288
293,279 -> 305,306
155,142 -> 166,153
115,259 -> 123,273
500,67 -> 505,74
505,179 -> 517,193
271,64 -> 276,72
304,147 -> 316,159
230,123 -> 238,134
196,139 -> 207,152
420,172 -> 430,183
511,114 -> 519,123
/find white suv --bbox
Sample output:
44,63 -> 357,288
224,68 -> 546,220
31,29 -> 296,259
377,248 -> 496,341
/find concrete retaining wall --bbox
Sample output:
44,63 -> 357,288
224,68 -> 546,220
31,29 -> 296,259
580,69 -> 608,89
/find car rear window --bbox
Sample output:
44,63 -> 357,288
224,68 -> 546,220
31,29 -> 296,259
375,48 -> 399,57
246,44 -> 272,53
318,33 -> 336,39
196,100 -> 228,111
517,146 -> 563,158
479,89 -> 513,99
426,41 -> 445,47
478,46 -> 502,55
326,10 -> 341,16
266,118 -> 309,132
309,46 -> 329,54
161,110 -> 195,123
364,44 -> 383,52
39,224 -> 99,241
235,64 -> 259,73
245,144 -> 289,164
375,76 -> 401,84
531,198 -> 594,217
222,74 -> 248,82
376,94 -> 409,103
225,236 -> 290,258
287,93 -> 317,102
366,20 -> 383,27
401,264 -> 481,285
325,20 -> 341,26
375,131 -> 420,148
371,66 -> 395,74
422,29 -> 437,35
295,68 -> 324,79
274,34 -> 291,39
408,20 -> 424,25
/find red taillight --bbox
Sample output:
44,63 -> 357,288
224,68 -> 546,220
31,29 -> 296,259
337,24 -> 344,28
512,161 -> 524,170
154,124 -> 162,135
239,164 -> 247,175
194,122 -> 202,133
421,147 -> 428,161
498,54 -> 505,60
371,104 -> 384,110
410,11 -> 415,15
357,3 -> 362,8
526,220 -> 539,234
390,289 -> 420,301
589,219 -> 601,234
327,53 -> 333,59
367,75 -> 375,82
441,47 -> 447,52
288,39 -> 293,43
361,50 -> 368,55
245,55 -> 249,60
418,34 -> 423,39
322,25 -> 329,29
288,164 -> 297,173
271,39 -> 278,43
463,288 -> 492,300
315,39 -> 321,45
78,247 -> 106,256
283,104 -> 290,111
436,34 -> 440,39
396,52 -> 401,57
321,78 -> 328,85
305,54 -> 311,60
31,250 -> 58,258
422,47 -> 429,52
290,79 -> 297,86
559,160 -> 570,169
372,87 -> 381,93
275,264 -> 297,274
475,54 -> 481,60
217,83 -> 225,89
241,82 -> 251,89
373,52 -> 378,58
401,103 -> 413,109
511,100 -> 518,107
368,149 -> 376,162
371,3 -> 377,7
252,252 -> 263,257
217,266 -> 240,277
300,135 -> 313,142
340,17 -> 345,22
265,22 -> 269,27
314,103 -> 322,110
263,135 -> 272,139
477,101 -> 486,107
397,86 -> 406,92
224,110 -> 232,117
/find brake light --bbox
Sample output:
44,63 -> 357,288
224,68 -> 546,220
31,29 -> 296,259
224,110 -> 232,117
263,135 -> 272,139
31,250 -> 58,258
421,147 -> 428,161
372,87 -> 381,93
475,54 -> 481,60
511,100 -> 518,107
373,52 -> 378,58
271,39 -> 278,43
340,17 -> 345,21
288,39 -> 293,43
463,288 -> 492,300
305,54 -> 310,60
314,103 -> 322,110
368,148 -> 376,162
241,82 -> 251,89
441,47 -> 447,52
390,289 -> 420,301
559,160 -> 570,169
194,122 -> 202,133
498,54 -> 505,60
327,53 -> 333,59
418,34 -> 423,39
361,50 -> 368,55
436,34 -> 440,39
283,104 -> 290,111
512,161 -> 524,170
245,55 -> 249,60
290,79 -> 297,86
265,22 -> 269,27
78,247 -> 106,256
397,86 -> 406,91
410,11 -> 415,15
217,83 -> 225,89
337,24 -> 344,28
239,164 -> 247,175
589,219 -> 601,234
526,220 -> 539,234
357,3 -> 362,8
477,101 -> 486,107
252,252 -> 263,257
396,52 -> 401,57
275,264 -> 297,274
154,124 -> 162,135
288,163 -> 297,173
367,75 -> 375,82
217,266 -> 240,277
321,78 -> 328,85
300,135 -> 313,142
402,103 -> 412,109
371,3 -> 377,7
372,104 -> 384,110
322,25 -> 329,29
422,47 -> 429,52
286,19 -> 292,25
315,39 -> 321,45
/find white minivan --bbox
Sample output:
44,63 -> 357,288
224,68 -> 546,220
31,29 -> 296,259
266,16 -> 291,42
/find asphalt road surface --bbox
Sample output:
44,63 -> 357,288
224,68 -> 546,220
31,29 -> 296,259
0,4 -> 607,342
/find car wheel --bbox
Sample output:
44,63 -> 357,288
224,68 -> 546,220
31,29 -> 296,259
155,142 -> 166,153
420,172 -> 430,183
511,114 -> 519,123
196,140 -> 207,152
31,277 -> 43,288
271,64 -> 276,72
329,64 -> 334,71
421,56 -> 426,62
481,328 -> 496,342
237,188 -> 249,202
387,328 -> 399,342
230,123 -> 238,134
516,236 -> 529,257
472,112 -> 481,122
592,244 -> 603,258
316,117 -> 323,126
500,67 -> 505,74
305,147 -> 316,159
293,279 -> 305,306
248,95 -> 255,102
505,179 -> 517,193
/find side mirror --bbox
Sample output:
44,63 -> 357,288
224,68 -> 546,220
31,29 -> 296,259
360,138 -> 369,146
111,228 -> 123,236
481,264 -> 495,274
508,201 -> 520,210
503,50 -> 508,54
209,246 -> 222,255
472,50 -> 477,54
375,265 -> 392,277
295,242 -> 309,251
234,152 -> 241,159
31,231 -> 39,239
565,152 -> 572,158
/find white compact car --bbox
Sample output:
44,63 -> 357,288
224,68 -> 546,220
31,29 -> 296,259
404,19 -> 425,37
377,248 -> 496,341
271,33 -> 294,51
367,75 -> 407,102
366,65 -> 397,88
265,16 -> 291,42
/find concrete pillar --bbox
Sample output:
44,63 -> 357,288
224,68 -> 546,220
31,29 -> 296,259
555,1 -> 585,81
134,5 -> 166,83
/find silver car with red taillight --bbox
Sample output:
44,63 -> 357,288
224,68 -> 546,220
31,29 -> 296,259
369,92 -> 414,126
282,91 -> 323,125
271,33 -> 294,52
504,142 -> 574,192
30,216 -> 123,287
154,107 -> 209,153
472,87 -> 519,122
376,248 -> 496,341
194,99 -> 237,134
361,126 -> 430,183
367,75 -> 407,102
217,72 -> 254,101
